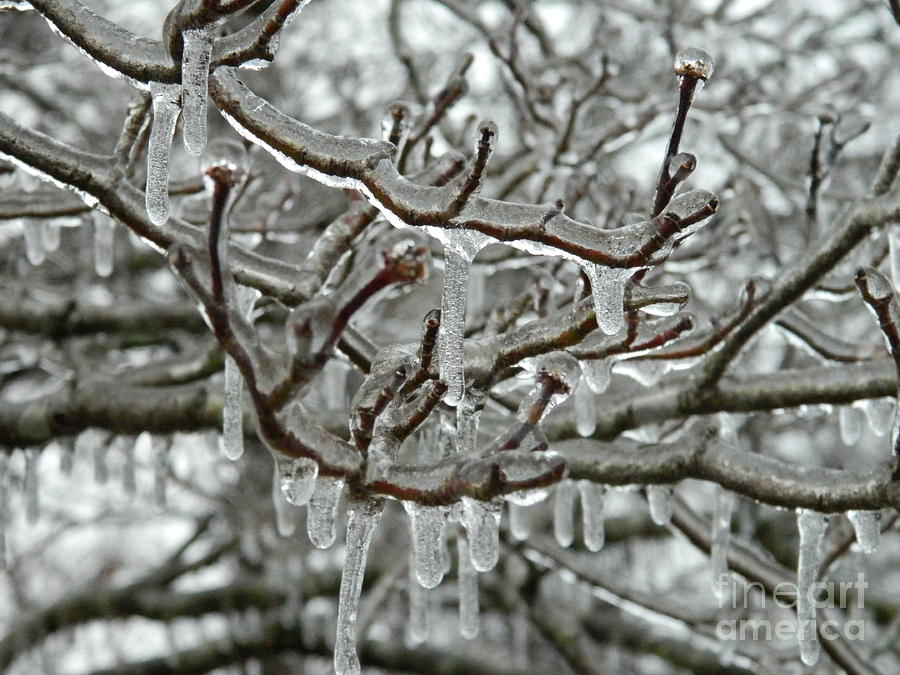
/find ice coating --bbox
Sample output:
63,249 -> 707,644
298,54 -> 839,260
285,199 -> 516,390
334,498 -> 383,675
278,456 -> 319,506
674,47 -> 715,82
307,476 -> 343,549
221,356 -> 244,460
407,561 -> 430,645
181,26 -> 214,156
796,509 -> 827,666
146,82 -> 182,225
862,397 -> 894,437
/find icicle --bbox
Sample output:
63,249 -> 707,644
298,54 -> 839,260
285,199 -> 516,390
92,212 -> 114,277
457,537 -> 479,638
122,436 -> 136,498
404,503 -> 449,589
221,357 -> 244,460
553,480 -> 577,548
582,358 -> 612,394
838,405 -> 863,446
93,435 -> 109,485
42,221 -> 60,253
461,497 -> 501,572
219,286 -> 257,461
578,481 -> 606,552
508,502 -> 531,541
862,397 -> 894,437
455,391 -> 484,454
581,265 -> 628,335
24,448 -> 39,525
796,509 -> 828,667
22,218 -> 45,265
153,436 -> 169,511
181,26 -> 214,156
889,223 -> 900,293
307,476 -> 343,549
406,556 -> 430,645
58,438 -> 74,476
334,498 -> 383,675
146,82 -> 182,225
438,232 -> 489,405
272,463 -> 296,537
574,381 -> 596,437
846,510 -> 880,554
277,456 -> 318,506
647,485 -> 674,526
0,453 -> 8,568
710,486 -> 735,598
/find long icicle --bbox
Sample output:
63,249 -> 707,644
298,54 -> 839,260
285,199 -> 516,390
439,247 -> 473,406
796,509 -> 828,666
146,82 -> 182,225
457,536 -> 479,638
334,499 -> 384,675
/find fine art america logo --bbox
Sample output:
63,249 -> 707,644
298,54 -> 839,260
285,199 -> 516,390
714,574 -> 867,644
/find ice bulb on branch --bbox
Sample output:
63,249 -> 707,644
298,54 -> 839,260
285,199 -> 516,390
674,47 -> 715,92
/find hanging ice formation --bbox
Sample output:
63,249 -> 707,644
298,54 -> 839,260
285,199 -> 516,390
272,463 -> 296,537
276,455 -> 318,506
307,476 -> 344,549
461,497 -> 502,572
438,231 -> 490,406
796,509 -> 827,666
180,26 -> 214,156
846,510 -> 880,554
334,499 -> 383,675
406,559 -> 430,645
838,405 -> 863,446
710,485 -> 735,597
553,480 -> 577,548
580,265 -> 630,335
457,537 -> 480,638
24,448 -> 39,525
146,82 -> 182,225
573,380 -> 597,437
578,480 -> 606,552
404,503 -> 450,589
220,285 -> 259,461
93,212 -> 115,277
22,218 -> 45,265
647,485 -> 674,526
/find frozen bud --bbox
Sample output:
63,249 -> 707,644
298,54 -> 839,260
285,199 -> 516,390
538,351 -> 581,398
382,101 -> 413,152
674,47 -> 714,82
475,120 -> 498,158
667,152 -> 696,181
201,138 -> 249,192
382,235 -> 431,283
856,266 -> 894,300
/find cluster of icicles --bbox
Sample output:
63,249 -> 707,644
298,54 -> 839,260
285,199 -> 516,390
10,37 -> 894,672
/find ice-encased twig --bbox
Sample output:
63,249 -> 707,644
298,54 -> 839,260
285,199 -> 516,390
334,498 -> 383,675
796,509 -> 828,666
181,26 -> 214,156
146,82 -> 182,225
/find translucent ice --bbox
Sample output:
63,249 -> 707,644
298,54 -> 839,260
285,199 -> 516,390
647,485 -> 674,526
578,481 -> 606,552
581,264 -> 628,335
404,502 -> 449,589
796,509 -> 827,666
181,26 -> 214,156
277,455 -> 318,506
307,476 -> 343,549
846,510 -> 880,554
146,82 -> 182,225
553,480 -> 577,548
457,537 -> 479,638
461,497 -> 501,572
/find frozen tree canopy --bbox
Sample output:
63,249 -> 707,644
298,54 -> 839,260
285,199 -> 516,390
0,0 -> 900,673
